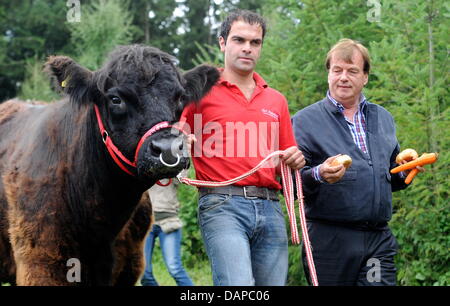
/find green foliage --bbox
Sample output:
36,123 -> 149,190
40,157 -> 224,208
15,0 -> 136,100
19,56 -> 60,102
129,0 -> 183,54
67,0 -> 135,70
365,0 -> 449,285
177,0 -> 215,69
0,0 -> 71,101
192,42 -> 223,67
149,245 -> 213,286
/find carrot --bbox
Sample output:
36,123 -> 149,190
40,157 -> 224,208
390,152 -> 439,174
404,168 -> 419,184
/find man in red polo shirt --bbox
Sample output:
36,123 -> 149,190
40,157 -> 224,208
181,10 -> 304,286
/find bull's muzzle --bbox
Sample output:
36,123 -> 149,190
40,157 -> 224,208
159,153 -> 181,168
136,132 -> 189,180
150,135 -> 184,166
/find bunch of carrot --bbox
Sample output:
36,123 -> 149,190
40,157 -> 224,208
390,149 -> 439,184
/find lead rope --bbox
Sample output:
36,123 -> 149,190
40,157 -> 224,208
177,150 -> 319,286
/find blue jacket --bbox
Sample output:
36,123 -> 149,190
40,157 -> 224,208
292,97 -> 408,223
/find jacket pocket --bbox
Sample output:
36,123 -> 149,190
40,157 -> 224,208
314,170 -> 357,221
386,171 -> 392,183
340,169 -> 357,181
377,170 -> 393,221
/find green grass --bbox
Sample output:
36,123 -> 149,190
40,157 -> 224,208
141,239 -> 213,286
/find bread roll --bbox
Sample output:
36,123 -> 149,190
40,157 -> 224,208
331,155 -> 352,168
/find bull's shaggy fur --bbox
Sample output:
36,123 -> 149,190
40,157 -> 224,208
0,45 -> 219,286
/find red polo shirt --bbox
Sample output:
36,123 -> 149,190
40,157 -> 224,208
180,71 -> 297,190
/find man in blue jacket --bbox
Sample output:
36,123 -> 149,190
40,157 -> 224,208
292,39 -> 413,286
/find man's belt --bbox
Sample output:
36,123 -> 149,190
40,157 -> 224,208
198,185 -> 279,201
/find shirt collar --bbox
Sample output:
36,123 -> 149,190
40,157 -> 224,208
218,68 -> 268,89
326,90 -> 367,113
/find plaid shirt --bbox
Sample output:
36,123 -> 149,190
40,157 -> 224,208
312,91 -> 369,182
327,91 -> 369,154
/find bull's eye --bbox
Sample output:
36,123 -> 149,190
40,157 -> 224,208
175,92 -> 184,105
110,96 -> 122,105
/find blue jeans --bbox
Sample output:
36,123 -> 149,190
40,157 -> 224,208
198,194 -> 288,286
141,225 -> 194,286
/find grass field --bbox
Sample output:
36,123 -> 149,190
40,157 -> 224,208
143,240 -> 213,286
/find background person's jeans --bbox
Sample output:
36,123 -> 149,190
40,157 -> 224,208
198,194 -> 288,286
141,225 -> 194,286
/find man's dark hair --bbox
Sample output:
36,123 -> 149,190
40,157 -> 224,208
219,9 -> 266,43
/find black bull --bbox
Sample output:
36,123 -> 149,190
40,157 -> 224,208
0,45 -> 219,285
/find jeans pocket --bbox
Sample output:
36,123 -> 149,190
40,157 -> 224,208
198,194 -> 231,213
270,200 -> 284,218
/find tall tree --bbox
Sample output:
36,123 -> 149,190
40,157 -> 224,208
178,0 -> 213,69
0,0 -> 71,101
129,0 -> 183,55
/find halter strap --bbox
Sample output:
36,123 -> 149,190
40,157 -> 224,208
93,104 -> 185,176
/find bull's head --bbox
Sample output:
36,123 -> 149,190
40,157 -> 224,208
44,44 -> 219,181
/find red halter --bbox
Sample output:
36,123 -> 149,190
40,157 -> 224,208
93,104 -> 184,177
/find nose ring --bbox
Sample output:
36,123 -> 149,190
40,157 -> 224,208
159,153 -> 181,168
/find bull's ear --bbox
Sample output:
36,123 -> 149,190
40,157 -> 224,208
44,56 -> 92,98
182,65 -> 219,104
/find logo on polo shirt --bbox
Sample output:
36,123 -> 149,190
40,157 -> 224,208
261,109 -> 279,120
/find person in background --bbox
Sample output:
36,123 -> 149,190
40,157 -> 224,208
140,179 -> 194,286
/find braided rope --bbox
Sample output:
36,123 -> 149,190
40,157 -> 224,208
177,150 -> 319,286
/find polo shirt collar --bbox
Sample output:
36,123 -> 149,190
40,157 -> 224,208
218,68 -> 268,89
253,72 -> 268,88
